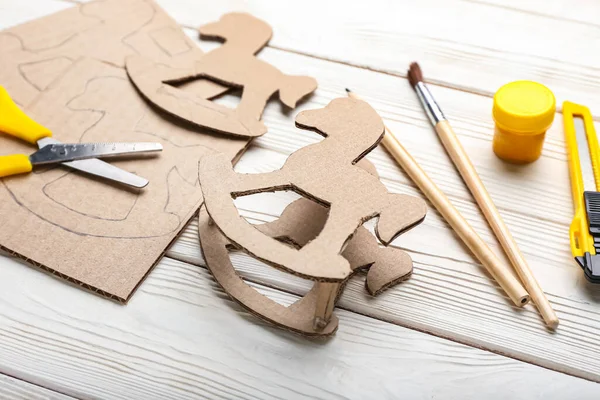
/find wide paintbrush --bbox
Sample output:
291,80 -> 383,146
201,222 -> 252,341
407,62 -> 558,329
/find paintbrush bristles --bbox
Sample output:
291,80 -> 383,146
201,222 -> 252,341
407,62 -> 423,88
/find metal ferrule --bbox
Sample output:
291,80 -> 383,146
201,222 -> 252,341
415,81 -> 446,125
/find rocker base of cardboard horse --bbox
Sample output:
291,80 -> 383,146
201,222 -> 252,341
199,190 -> 422,336
198,98 -> 427,336
199,205 -> 340,336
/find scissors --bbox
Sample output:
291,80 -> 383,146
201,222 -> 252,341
0,86 -> 162,188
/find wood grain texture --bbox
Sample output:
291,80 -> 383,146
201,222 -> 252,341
1,253 -> 600,399
153,0 -> 600,115
0,375 -> 74,400
464,0 -> 600,28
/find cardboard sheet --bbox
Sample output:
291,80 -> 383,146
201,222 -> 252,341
0,0 -> 252,301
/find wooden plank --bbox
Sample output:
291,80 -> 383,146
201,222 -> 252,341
0,254 -> 599,399
154,0 -> 600,115
0,374 -> 74,400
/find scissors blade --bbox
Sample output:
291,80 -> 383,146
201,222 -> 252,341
62,158 -> 149,188
30,142 -> 162,165
36,138 -> 149,188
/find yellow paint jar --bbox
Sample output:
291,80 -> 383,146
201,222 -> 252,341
492,81 -> 556,163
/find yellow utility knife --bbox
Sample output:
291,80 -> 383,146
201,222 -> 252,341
564,101 -> 600,283
0,86 -> 162,188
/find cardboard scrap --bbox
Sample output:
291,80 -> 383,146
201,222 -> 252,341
198,98 -> 427,335
0,0 -> 318,301
126,12 -> 317,138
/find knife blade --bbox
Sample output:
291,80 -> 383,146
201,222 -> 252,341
574,116 -> 597,193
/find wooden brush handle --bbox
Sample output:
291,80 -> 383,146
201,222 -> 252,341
434,120 -> 558,327
381,129 -> 530,307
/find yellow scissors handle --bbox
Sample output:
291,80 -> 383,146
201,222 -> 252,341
0,86 -> 52,143
0,86 -> 52,177
0,154 -> 32,177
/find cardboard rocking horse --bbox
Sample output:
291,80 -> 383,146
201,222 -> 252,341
198,97 -> 427,336
126,12 -> 317,138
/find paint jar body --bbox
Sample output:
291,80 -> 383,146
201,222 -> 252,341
492,81 -> 555,164
493,126 -> 546,164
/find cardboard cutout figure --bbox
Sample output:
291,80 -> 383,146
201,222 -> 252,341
198,97 -> 427,335
126,13 -> 317,138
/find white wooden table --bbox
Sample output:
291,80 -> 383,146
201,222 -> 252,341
1,0 -> 600,398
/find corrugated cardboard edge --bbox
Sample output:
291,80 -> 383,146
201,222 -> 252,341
0,196 -> 204,304
0,243 -> 125,303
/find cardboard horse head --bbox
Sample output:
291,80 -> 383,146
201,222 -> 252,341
198,97 -> 427,336
126,12 -> 317,138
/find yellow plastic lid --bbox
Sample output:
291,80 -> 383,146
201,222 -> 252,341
493,81 -> 556,134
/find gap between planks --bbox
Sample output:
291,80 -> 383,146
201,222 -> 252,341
258,45 -> 600,121
0,372 -> 76,400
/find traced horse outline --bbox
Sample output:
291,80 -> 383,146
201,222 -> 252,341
4,75 -> 208,238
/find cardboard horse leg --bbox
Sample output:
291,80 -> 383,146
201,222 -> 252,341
257,196 -> 417,296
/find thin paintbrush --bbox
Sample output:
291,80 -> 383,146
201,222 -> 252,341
407,62 -> 558,329
346,88 -> 530,308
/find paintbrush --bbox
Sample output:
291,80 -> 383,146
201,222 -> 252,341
407,62 -> 558,328
345,88 -> 530,308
